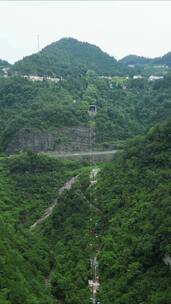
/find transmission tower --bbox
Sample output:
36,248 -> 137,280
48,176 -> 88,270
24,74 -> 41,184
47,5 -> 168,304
37,34 -> 40,52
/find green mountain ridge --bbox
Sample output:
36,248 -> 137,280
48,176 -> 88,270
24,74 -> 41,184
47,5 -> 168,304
0,59 -> 11,76
1,38 -> 171,78
0,37 -> 170,304
119,54 -> 152,65
120,52 -> 171,67
12,37 -> 128,77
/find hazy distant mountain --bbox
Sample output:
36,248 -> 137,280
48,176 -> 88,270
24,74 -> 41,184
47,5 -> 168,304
119,54 -> 152,65
153,51 -> 171,67
0,59 -> 11,75
120,52 -> 171,67
12,38 -> 128,77
0,59 -> 10,67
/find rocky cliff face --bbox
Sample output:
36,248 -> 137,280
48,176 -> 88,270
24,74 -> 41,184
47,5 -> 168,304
5,126 -> 96,153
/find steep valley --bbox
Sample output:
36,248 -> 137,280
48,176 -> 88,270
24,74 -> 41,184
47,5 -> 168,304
0,118 -> 170,303
0,37 -> 171,304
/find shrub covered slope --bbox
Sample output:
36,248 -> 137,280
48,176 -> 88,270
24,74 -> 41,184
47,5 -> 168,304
0,72 -> 171,152
0,118 -> 170,303
37,118 -> 171,304
0,153 -> 80,303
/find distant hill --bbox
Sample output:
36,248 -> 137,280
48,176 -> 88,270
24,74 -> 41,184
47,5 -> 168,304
0,59 -> 11,76
120,51 -> 171,67
153,51 -> 171,67
163,52 -> 171,66
119,54 -> 152,65
0,59 -> 10,68
12,38 -> 128,77
119,52 -> 171,76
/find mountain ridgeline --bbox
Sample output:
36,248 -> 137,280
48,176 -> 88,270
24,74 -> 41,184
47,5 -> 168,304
2,37 -> 171,79
119,55 -> 152,65
0,59 -> 11,76
0,37 -> 170,304
12,38 -> 128,77
119,52 -> 171,67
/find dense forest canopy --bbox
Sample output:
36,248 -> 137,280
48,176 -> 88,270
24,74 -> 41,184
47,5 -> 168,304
0,118 -> 170,303
0,37 -> 170,304
12,38 -> 129,77
0,59 -> 10,67
119,54 -> 152,65
0,70 -> 171,152
119,52 -> 171,67
1,38 -> 171,79
38,118 -> 171,303
0,59 -> 11,76
0,152 -> 81,303
119,52 -> 171,76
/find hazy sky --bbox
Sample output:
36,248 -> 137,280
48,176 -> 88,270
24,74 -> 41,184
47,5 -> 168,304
0,1 -> 171,63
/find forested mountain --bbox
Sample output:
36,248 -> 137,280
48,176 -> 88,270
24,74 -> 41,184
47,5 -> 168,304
119,52 -> 171,76
0,37 -> 170,303
0,71 -> 171,153
156,51 -> 171,67
2,38 -> 171,78
0,59 -> 11,76
120,52 -> 171,67
12,38 -> 128,77
119,54 -> 152,65
0,118 -> 170,303
0,59 -> 10,68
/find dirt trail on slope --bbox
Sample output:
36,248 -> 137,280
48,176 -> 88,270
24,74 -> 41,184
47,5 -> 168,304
30,176 -> 78,230
30,168 -> 100,231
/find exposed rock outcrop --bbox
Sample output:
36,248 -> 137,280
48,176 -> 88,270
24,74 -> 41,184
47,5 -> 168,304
5,126 -> 96,153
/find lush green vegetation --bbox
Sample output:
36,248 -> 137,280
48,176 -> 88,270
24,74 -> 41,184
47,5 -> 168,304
153,51 -> 171,67
0,152 -> 80,303
0,59 -> 10,76
0,71 -> 171,151
12,38 -> 128,77
0,76 -> 88,151
0,38 -> 171,153
38,118 -> 171,303
119,54 -> 152,65
0,38 -> 170,303
11,38 -> 171,78
97,118 -> 171,303
0,219 -> 55,304
119,53 -> 171,76
1,152 -> 80,225
119,52 -> 171,68
0,107 -> 170,303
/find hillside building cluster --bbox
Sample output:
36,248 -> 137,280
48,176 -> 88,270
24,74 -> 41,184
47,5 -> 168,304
2,68 -> 62,83
2,67 -> 164,85
23,75 -> 61,83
